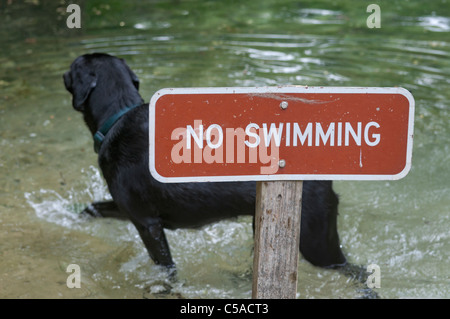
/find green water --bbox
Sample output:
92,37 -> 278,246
0,0 -> 449,298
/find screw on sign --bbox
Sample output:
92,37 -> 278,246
149,86 -> 415,298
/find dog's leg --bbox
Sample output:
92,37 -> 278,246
132,218 -> 175,270
299,208 -> 347,269
81,200 -> 129,220
299,182 -> 347,268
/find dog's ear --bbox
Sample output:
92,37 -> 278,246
71,71 -> 97,111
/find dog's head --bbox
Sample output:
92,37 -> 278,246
63,53 -> 140,112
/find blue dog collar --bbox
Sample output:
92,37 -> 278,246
94,103 -> 141,153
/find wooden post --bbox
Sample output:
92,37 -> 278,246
252,181 -> 303,299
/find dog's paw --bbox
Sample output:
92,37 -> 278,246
142,280 -> 184,299
80,204 -> 103,218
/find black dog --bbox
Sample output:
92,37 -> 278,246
63,53 -> 346,271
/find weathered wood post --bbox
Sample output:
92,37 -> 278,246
252,181 -> 303,299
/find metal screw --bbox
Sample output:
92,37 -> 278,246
278,159 -> 286,168
280,101 -> 288,109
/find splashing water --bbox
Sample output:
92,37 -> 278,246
25,166 -> 111,229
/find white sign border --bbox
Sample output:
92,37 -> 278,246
149,86 -> 415,183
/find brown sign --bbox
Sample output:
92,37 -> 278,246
149,86 -> 414,183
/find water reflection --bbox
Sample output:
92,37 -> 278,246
294,8 -> 346,25
401,15 -> 450,32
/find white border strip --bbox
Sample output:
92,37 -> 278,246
149,86 -> 415,183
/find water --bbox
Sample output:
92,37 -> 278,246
1,0 -> 449,299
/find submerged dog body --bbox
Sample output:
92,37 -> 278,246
63,53 -> 346,269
